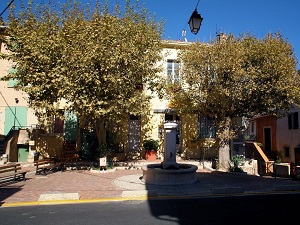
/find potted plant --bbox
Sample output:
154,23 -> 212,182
143,139 -> 160,161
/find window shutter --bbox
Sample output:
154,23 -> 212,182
294,112 -> 299,129
288,114 -> 292,129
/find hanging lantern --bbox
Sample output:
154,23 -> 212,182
188,9 -> 203,35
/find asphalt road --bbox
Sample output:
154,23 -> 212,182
0,193 -> 299,225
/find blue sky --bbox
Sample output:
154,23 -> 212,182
1,0 -> 300,69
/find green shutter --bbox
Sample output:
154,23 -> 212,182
64,111 -> 78,141
4,106 -> 27,135
7,67 -> 17,87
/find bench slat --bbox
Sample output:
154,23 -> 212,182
0,164 -> 21,169
34,161 -> 55,165
0,172 -> 25,179
0,164 -> 26,184
0,167 -> 22,173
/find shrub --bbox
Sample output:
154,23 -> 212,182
229,155 -> 245,172
143,139 -> 160,151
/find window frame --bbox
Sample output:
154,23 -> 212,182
167,59 -> 180,84
198,115 -> 217,138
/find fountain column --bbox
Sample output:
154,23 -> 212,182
142,122 -> 197,185
161,122 -> 179,169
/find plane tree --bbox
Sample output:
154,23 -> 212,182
1,0 -> 164,150
170,33 -> 300,170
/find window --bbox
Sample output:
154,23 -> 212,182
198,115 -> 216,138
129,115 -> 139,120
165,114 -> 173,121
164,114 -> 180,122
288,112 -> 299,129
167,59 -> 180,84
284,147 -> 290,157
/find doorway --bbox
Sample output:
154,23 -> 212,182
18,146 -> 29,162
80,132 -> 98,160
295,148 -> 300,165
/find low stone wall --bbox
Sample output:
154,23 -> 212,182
241,159 -> 258,176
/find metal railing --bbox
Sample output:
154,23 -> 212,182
4,124 -> 40,142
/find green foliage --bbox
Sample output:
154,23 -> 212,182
97,143 -> 114,158
170,32 -> 299,170
229,155 -> 245,172
1,0 -> 164,131
275,151 -> 282,163
175,32 -> 299,137
257,142 -> 263,146
143,139 -> 160,151
244,134 -> 256,141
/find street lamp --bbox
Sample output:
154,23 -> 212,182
14,97 -> 19,128
188,0 -> 203,35
188,9 -> 203,35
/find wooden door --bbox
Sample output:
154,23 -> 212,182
295,148 -> 300,165
18,146 -> 29,162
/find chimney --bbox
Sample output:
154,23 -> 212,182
216,32 -> 227,43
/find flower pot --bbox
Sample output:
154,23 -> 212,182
145,150 -> 157,161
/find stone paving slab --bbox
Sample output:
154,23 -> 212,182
38,193 -> 80,201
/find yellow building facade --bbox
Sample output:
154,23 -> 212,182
0,37 -> 218,163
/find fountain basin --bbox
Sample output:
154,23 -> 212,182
142,163 -> 198,185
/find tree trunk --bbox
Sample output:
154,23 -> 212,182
95,116 -> 106,146
218,144 -> 230,171
217,116 -> 232,171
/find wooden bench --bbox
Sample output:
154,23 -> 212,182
34,159 -> 63,175
0,163 -> 27,185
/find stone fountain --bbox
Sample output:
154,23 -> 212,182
142,122 -> 198,185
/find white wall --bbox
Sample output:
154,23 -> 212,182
276,106 -> 300,162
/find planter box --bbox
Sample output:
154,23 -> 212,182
274,163 -> 290,177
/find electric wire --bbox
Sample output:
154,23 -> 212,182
0,0 -> 15,17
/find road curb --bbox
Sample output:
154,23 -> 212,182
273,185 -> 300,191
3,190 -> 300,208
211,187 -> 244,194
122,190 -> 157,198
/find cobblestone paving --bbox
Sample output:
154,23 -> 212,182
1,164 -> 300,205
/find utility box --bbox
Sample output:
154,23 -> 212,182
99,157 -> 107,169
